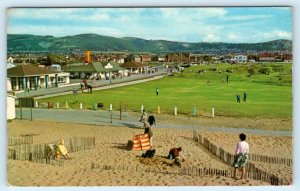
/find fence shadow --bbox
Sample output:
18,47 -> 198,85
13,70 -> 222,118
120,122 -> 141,129
110,143 -> 128,150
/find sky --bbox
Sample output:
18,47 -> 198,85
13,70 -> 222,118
7,7 -> 292,43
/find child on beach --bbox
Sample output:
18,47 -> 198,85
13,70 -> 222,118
167,147 -> 185,167
233,133 -> 249,179
56,138 -> 72,160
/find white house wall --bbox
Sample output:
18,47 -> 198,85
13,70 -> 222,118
7,96 -> 16,120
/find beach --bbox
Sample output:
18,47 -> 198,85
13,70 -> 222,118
7,118 -> 292,186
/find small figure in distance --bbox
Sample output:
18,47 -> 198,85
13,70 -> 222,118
236,95 -> 240,103
243,92 -> 247,102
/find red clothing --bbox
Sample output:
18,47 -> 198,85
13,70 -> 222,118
170,148 -> 181,158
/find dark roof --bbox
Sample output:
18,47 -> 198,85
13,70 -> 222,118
7,64 -> 58,77
65,63 -> 102,73
121,61 -> 147,68
65,62 -> 123,73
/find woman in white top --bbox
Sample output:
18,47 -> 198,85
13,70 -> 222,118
233,133 -> 249,179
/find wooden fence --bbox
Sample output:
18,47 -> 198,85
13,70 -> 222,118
91,163 -> 233,177
8,134 -> 34,146
7,137 -> 96,167
193,131 -> 293,166
90,163 -> 284,186
193,130 -> 290,185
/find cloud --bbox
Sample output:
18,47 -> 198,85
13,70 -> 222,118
258,30 -> 292,39
6,7 -> 292,43
7,8 -> 111,23
224,15 -> 272,21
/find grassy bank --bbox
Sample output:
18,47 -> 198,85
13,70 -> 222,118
38,63 -> 292,118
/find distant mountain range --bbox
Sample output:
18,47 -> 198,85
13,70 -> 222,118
7,33 -> 292,54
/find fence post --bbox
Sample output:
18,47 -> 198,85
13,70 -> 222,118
35,100 -> 38,108
212,107 -> 215,118
20,98 -> 22,120
110,110 -> 113,123
110,104 -> 113,111
141,105 -> 144,112
65,101 -> 69,109
193,107 -> 197,117
120,102 -> 122,120
157,106 -> 160,114
30,97 -> 33,121
94,103 -> 97,110
56,102 -> 60,109
174,106 -> 177,116
80,102 -> 83,110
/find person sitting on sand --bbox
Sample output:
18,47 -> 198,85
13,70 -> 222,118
56,138 -> 72,160
233,133 -> 249,179
167,147 -> 184,166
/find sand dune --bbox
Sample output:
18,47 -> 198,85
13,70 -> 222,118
7,120 -> 291,186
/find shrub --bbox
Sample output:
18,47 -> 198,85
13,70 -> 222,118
271,65 -> 285,73
259,67 -> 273,75
248,65 -> 260,75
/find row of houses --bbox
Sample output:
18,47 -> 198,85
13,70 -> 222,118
99,52 -> 292,64
7,61 -> 149,92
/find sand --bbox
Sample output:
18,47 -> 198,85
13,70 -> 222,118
7,119 -> 292,186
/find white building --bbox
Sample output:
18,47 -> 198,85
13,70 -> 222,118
7,64 -> 70,91
234,55 -> 248,63
7,95 -> 16,120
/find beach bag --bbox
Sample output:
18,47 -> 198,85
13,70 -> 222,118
142,149 -> 156,158
127,140 -> 134,150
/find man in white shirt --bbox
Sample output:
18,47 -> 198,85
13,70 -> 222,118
233,133 -> 249,179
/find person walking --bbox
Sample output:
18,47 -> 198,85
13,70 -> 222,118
156,87 -> 159,96
139,109 -> 148,124
147,113 -> 156,127
236,95 -> 240,103
243,92 -> 247,102
233,133 -> 249,179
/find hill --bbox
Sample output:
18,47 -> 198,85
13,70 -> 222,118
7,33 -> 292,53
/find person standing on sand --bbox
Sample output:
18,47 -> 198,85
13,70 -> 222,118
233,133 -> 249,179
143,122 -> 153,147
147,113 -> 156,127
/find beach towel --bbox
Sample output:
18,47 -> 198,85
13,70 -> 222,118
132,133 -> 151,151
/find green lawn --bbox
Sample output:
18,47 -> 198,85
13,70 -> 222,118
38,63 -> 292,119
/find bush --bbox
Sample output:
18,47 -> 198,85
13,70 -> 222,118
259,67 -> 273,75
271,65 -> 284,73
248,65 -> 260,75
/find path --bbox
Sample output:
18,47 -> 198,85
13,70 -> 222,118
15,108 -> 292,137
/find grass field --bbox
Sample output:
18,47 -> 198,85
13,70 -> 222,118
38,63 -> 292,119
